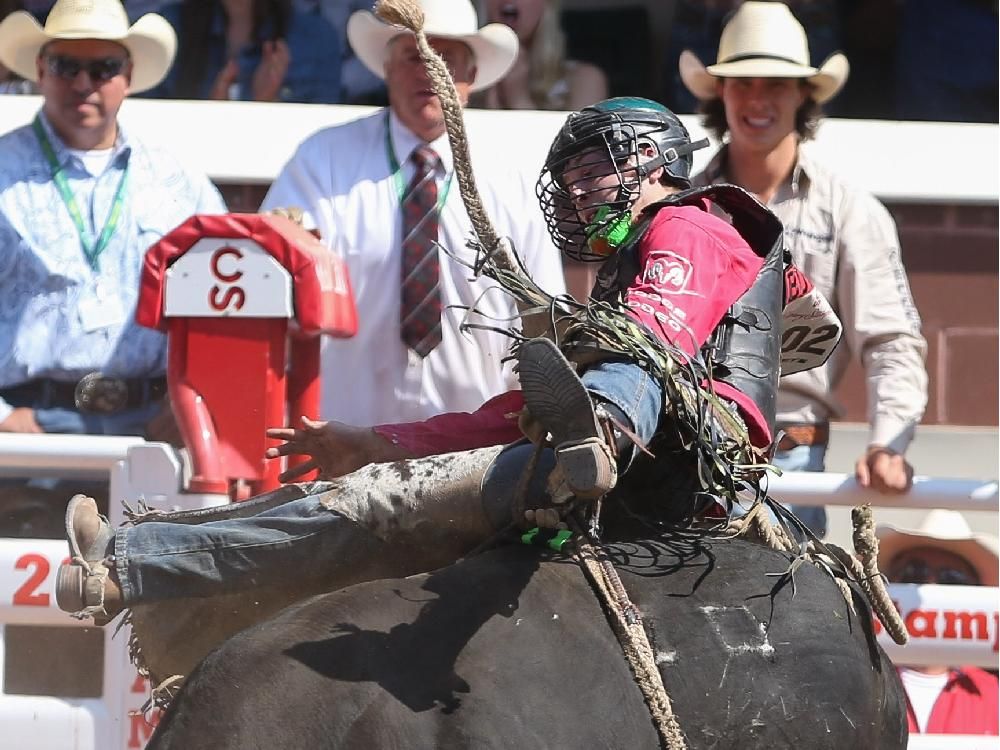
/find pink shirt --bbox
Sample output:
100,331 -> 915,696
622,203 -> 767,446
376,201 -> 772,454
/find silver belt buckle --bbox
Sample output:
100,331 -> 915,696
74,372 -> 129,414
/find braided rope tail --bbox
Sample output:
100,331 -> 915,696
850,504 -> 909,644
374,0 -> 557,340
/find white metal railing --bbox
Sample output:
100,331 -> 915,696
767,471 -> 998,511
0,434 -> 145,478
0,435 -> 226,750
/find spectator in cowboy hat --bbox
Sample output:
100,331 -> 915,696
0,0 -> 225,532
878,510 -> 999,736
260,0 -> 565,426
681,0 -> 928,538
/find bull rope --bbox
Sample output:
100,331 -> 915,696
573,529 -> 689,750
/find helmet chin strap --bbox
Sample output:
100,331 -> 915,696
636,137 -> 712,179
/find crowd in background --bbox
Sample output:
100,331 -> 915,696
0,0 -> 993,737
0,0 -> 988,734
0,0 -> 997,122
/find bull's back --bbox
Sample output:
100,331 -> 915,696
150,535 -> 906,749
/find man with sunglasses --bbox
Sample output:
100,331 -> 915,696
0,0 -> 224,530
878,510 -> 999,736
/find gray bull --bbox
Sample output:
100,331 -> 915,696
146,528 -> 908,749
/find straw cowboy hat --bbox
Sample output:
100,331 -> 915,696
348,0 -> 518,93
679,0 -> 849,104
877,510 -> 999,587
0,0 -> 176,93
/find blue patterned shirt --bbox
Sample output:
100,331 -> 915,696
0,111 -> 226,422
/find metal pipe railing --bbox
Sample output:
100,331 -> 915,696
0,434 -> 144,479
766,471 -> 998,511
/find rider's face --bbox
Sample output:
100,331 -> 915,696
560,141 -> 666,225
560,147 -> 626,225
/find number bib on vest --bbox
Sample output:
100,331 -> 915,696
780,287 -> 842,375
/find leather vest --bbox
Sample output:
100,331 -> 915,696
591,183 -> 785,437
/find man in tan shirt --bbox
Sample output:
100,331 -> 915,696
680,1 -> 928,536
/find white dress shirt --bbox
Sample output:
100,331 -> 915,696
262,108 -> 566,426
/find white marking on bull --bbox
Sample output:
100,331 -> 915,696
700,605 -> 776,688
655,650 -> 677,665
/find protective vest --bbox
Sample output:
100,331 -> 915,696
592,183 -> 785,437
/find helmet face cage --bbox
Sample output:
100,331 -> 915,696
537,119 -> 644,262
536,100 -> 697,262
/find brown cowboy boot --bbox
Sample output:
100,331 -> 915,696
55,495 -> 122,625
516,337 -> 617,500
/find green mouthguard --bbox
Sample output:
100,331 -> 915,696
587,206 -> 632,255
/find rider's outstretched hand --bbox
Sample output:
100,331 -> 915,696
265,417 -> 412,483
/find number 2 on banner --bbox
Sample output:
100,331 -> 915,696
12,553 -> 65,606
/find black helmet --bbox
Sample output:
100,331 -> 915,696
536,97 -> 709,262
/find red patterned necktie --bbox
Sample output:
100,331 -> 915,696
400,145 -> 443,357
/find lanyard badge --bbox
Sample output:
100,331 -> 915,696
383,111 -> 454,209
32,116 -> 129,270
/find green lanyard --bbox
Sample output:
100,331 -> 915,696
384,112 -> 453,209
32,116 -> 129,270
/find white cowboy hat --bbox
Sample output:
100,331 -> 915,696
679,0 -> 849,104
0,0 -> 176,94
876,509 -> 999,587
347,0 -> 518,93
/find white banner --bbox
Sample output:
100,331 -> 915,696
880,583 -> 999,668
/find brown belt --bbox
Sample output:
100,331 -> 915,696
776,423 -> 830,452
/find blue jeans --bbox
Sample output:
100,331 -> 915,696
115,489 -> 357,604
774,443 -> 828,539
33,402 -> 160,437
581,360 -> 663,469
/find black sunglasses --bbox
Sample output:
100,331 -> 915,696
893,559 -> 979,586
45,54 -> 129,83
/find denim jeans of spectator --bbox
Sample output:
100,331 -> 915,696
33,402 -> 161,438
774,442 -> 828,539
